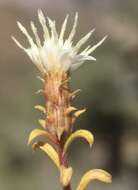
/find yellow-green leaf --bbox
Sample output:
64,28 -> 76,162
60,166 -> 73,187
37,76 -> 45,83
76,169 -> 112,190
63,130 -> 94,153
38,119 -> 46,128
28,129 -> 51,145
35,89 -> 44,94
70,89 -> 81,99
32,141 -> 44,150
56,127 -> 65,140
74,108 -> 86,118
65,106 -> 77,115
35,105 -> 46,114
40,143 -> 60,169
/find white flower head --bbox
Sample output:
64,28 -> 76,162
12,9 -> 107,75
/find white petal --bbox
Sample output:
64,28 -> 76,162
74,54 -> 96,62
13,11 -> 107,74
74,29 -> 95,52
83,55 -> 96,61
30,21 -> 41,47
71,61 -> 84,71
86,35 -> 108,55
59,14 -> 69,42
68,12 -> 78,42
26,48 -> 46,74
71,54 -> 96,71
47,17 -> 58,42
38,9 -> 49,40
81,45 -> 91,54
17,21 -> 35,47
11,36 -> 26,51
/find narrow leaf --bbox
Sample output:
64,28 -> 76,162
32,141 -> 44,150
65,106 -> 77,115
37,76 -> 45,83
70,89 -> 81,99
35,89 -> 44,94
38,119 -> 46,128
76,169 -> 112,190
35,105 -> 46,114
56,127 -> 65,140
74,108 -> 86,118
40,143 -> 60,169
28,129 -> 51,145
63,130 -> 94,153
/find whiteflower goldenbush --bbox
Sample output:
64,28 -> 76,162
12,9 -> 112,190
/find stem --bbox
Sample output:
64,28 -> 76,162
58,141 -> 72,190
44,71 -> 72,190
44,71 -> 71,136
63,184 -> 72,190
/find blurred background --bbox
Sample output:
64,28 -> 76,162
0,0 -> 138,190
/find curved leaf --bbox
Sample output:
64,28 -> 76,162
28,129 -> 51,145
63,130 -> 94,153
32,141 -> 44,150
35,105 -> 46,114
76,169 -> 112,190
40,143 -> 60,169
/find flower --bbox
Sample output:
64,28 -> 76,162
12,9 -> 107,75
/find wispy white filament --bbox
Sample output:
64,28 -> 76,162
12,9 -> 107,75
